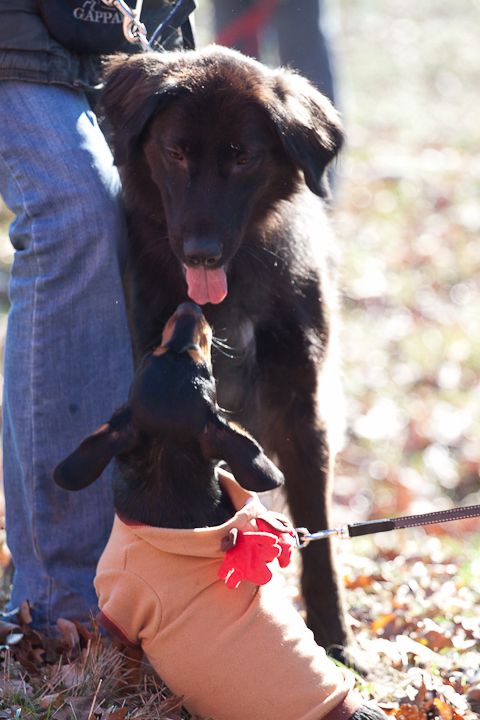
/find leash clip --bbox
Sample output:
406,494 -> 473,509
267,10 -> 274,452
101,0 -> 151,51
295,525 -> 348,549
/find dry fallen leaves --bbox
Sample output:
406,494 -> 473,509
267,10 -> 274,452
341,533 -> 479,720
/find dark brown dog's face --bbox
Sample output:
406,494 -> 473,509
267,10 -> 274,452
102,46 -> 343,305
143,97 -> 285,305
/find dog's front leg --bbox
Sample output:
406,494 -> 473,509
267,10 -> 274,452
259,380 -> 352,660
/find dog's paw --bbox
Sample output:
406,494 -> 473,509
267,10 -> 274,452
350,704 -> 389,720
327,644 -> 372,676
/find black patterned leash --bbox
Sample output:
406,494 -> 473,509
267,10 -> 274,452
295,504 -> 480,548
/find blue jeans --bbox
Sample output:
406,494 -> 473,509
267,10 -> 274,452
0,81 -> 133,629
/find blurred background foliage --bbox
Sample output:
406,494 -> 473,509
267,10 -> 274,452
332,0 -> 480,525
0,0 -> 479,531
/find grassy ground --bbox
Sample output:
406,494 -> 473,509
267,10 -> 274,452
0,0 -> 479,717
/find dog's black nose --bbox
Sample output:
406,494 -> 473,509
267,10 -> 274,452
164,302 -> 205,355
176,301 -> 202,317
184,238 -> 222,267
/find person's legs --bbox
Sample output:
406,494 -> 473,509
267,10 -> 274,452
0,81 -> 133,629
212,0 -> 336,103
273,0 -> 336,102
212,0 -> 260,57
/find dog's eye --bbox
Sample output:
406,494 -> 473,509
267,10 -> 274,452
229,144 -> 250,166
235,153 -> 250,166
167,148 -> 185,162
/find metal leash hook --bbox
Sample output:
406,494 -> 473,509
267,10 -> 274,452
295,503 -> 480,549
101,0 -> 150,51
295,526 -> 348,549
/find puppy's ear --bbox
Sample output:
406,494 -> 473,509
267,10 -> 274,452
102,54 -> 184,165
54,407 -> 136,491
200,420 -> 284,492
267,70 -> 343,198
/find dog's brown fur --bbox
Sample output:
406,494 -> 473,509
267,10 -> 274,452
101,45 -> 349,655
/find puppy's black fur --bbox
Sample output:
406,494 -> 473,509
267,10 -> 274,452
55,304 -> 387,720
101,45 -> 347,654
54,303 -> 284,529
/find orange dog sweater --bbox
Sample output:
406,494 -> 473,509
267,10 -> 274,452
95,472 -> 362,720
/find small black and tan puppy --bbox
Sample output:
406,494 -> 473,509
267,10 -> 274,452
55,303 -> 386,720
54,302 -> 284,527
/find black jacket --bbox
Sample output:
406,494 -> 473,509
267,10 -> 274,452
0,0 -> 177,90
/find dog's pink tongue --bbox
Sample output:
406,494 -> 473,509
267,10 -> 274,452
185,266 -> 228,305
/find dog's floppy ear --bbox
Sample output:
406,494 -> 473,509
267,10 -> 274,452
267,70 -> 343,198
102,53 -> 185,165
200,419 -> 284,492
54,407 -> 137,491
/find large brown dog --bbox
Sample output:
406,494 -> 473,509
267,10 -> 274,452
102,45 -> 349,657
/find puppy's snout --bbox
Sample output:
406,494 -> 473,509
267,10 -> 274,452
176,301 -> 202,318
184,237 -> 222,268
159,303 -> 213,365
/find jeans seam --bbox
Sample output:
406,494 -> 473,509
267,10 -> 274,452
30,210 -> 43,569
20,165 -> 58,626
0,150 -> 48,578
